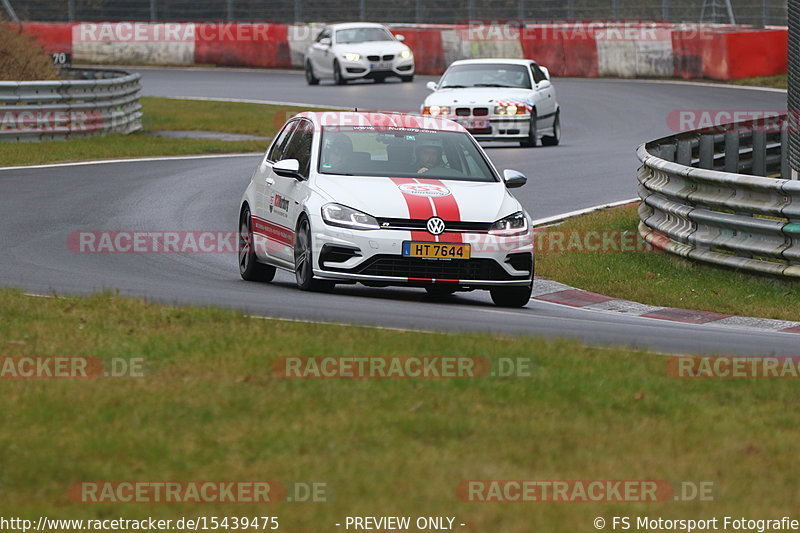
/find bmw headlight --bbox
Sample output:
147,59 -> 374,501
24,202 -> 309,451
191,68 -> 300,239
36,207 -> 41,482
342,52 -> 361,62
321,203 -> 379,230
400,49 -> 413,59
489,211 -> 528,236
423,105 -> 450,117
494,104 -> 525,115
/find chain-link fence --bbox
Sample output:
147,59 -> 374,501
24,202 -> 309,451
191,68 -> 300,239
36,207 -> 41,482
3,0 -> 789,26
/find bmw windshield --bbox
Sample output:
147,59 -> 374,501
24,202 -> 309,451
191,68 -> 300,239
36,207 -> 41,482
318,126 -> 498,182
335,28 -> 394,43
439,63 -> 532,89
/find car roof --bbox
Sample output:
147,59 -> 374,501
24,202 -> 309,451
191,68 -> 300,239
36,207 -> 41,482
449,58 -> 536,67
294,111 -> 468,133
326,22 -> 391,31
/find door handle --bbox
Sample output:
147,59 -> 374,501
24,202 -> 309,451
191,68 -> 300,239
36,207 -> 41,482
266,177 -> 275,186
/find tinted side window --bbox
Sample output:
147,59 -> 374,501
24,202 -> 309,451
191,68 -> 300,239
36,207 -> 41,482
282,120 -> 314,177
531,64 -> 546,84
316,28 -> 331,42
267,121 -> 297,162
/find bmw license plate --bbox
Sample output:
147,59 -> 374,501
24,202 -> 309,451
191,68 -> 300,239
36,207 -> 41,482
370,62 -> 391,71
457,118 -> 489,129
402,242 -> 471,259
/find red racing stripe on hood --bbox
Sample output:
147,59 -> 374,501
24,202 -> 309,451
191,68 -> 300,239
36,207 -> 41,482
390,177 -> 434,241
416,178 -> 462,243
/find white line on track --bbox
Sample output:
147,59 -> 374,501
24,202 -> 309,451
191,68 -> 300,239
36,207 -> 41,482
0,152 -> 260,172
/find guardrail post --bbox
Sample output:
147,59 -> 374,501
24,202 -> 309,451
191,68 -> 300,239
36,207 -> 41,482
698,134 -> 714,169
724,132 -> 740,173
676,139 -> 692,166
782,128 -> 791,179
752,130 -> 767,176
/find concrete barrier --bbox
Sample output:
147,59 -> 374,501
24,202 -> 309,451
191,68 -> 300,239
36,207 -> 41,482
21,21 -> 788,81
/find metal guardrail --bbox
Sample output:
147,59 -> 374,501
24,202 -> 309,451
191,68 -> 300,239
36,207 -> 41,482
0,67 -> 142,142
637,114 -> 800,277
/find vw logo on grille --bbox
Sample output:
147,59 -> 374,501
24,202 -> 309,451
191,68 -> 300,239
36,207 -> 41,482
426,217 -> 446,235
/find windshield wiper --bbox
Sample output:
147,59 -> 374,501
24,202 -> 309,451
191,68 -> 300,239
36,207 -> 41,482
440,84 -> 469,89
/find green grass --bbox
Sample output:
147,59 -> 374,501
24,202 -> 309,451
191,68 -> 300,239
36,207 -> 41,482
1,288 -> 800,530
0,97 -> 316,167
729,74 -> 787,89
536,204 -> 800,321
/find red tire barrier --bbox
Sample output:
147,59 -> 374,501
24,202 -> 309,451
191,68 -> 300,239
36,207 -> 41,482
194,23 -> 290,68
19,23 -> 74,54
521,24 -> 598,77
391,28 -> 444,75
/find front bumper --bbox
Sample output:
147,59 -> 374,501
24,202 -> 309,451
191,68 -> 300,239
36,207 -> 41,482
310,220 -> 534,288
340,56 -> 415,79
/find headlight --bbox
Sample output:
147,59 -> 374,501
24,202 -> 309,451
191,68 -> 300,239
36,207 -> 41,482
342,52 -> 361,62
422,105 -> 450,116
494,104 -> 527,115
321,203 -> 379,231
400,49 -> 413,59
489,211 -> 528,236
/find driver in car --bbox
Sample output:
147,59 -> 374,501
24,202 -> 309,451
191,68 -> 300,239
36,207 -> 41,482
416,143 -> 448,174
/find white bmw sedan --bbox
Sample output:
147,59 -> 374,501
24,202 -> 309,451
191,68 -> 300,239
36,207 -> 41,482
422,59 -> 560,147
238,112 -> 535,307
304,23 -> 415,85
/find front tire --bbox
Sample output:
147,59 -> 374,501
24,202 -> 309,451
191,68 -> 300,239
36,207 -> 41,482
519,110 -> 538,148
294,216 -> 335,292
305,60 -> 319,85
490,283 -> 533,308
333,60 -> 347,85
239,206 -> 276,282
541,111 -> 560,146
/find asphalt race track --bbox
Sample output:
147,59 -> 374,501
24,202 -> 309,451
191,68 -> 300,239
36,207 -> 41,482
0,68 -> 794,355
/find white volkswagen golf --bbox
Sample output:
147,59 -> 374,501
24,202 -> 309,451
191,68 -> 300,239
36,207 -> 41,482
238,112 -> 535,307
304,23 -> 415,85
421,58 -> 560,147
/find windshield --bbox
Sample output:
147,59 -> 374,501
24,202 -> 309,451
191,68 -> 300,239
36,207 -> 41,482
318,126 -> 498,182
439,63 -> 532,89
335,27 -> 394,44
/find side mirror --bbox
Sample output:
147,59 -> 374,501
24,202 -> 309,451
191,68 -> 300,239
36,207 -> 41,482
426,81 -> 438,91
503,169 -> 527,188
395,34 -> 405,42
540,66 -> 550,80
273,159 -> 303,180
536,79 -> 552,90
319,37 -> 331,46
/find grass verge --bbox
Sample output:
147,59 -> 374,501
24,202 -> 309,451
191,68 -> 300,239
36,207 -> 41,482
0,97 -> 312,167
728,74 -> 787,89
536,204 -> 800,321
1,288 -> 800,530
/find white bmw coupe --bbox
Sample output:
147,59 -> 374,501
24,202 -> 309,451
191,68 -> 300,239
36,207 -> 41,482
304,23 -> 415,85
422,58 -> 560,147
238,112 -> 535,307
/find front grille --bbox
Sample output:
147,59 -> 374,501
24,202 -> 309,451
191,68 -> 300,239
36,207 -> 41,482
340,255 -> 518,281
382,54 -> 394,61
455,108 -> 471,116
367,55 -> 380,61
473,107 -> 489,116
376,218 -> 492,233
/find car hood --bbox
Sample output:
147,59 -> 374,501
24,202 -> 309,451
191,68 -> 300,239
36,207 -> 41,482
314,175 -> 522,222
333,41 -> 408,54
424,87 -> 533,107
